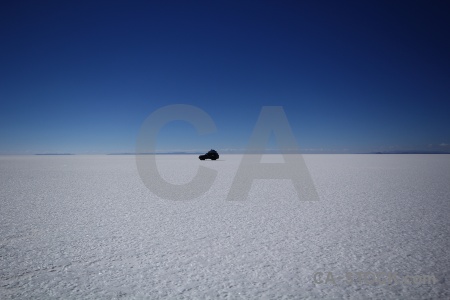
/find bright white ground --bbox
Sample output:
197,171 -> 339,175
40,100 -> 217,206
1,155 -> 449,299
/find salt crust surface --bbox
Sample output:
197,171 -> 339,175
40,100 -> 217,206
1,154 -> 449,299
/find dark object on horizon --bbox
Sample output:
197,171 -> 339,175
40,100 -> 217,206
199,149 -> 219,160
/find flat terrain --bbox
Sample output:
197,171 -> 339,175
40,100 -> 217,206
1,154 -> 449,299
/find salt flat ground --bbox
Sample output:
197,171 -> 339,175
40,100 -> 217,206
1,154 -> 449,299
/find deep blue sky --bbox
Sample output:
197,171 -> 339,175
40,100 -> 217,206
1,1 -> 449,154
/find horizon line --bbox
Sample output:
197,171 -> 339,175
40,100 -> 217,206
1,150 -> 449,156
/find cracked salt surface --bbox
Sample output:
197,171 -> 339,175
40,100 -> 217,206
1,154 -> 449,299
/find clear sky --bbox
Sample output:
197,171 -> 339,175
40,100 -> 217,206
1,1 -> 449,154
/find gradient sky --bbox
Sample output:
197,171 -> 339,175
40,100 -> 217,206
1,1 -> 449,154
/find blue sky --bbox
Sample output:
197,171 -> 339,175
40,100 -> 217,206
1,1 -> 449,154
